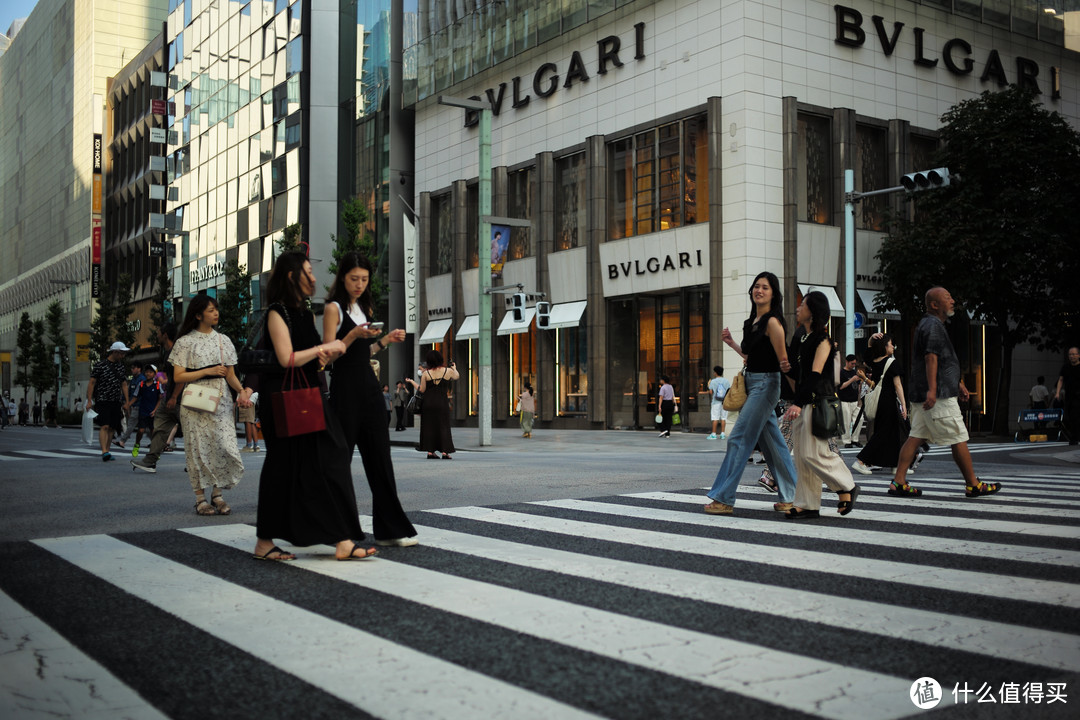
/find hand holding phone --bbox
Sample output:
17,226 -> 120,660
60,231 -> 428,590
367,322 -> 385,331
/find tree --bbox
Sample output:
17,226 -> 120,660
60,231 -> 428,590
277,223 -> 303,256
15,312 -> 33,400
877,85 -> 1080,433
330,197 -> 386,307
45,300 -> 69,386
30,319 -> 54,402
148,259 -> 173,353
113,272 -> 137,352
215,260 -> 253,351
88,281 -> 115,365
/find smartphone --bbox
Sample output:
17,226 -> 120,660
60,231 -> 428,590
367,322 -> 384,331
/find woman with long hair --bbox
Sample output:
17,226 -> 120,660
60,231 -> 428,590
851,333 -> 915,484
519,383 -> 535,438
170,295 -> 251,515
656,375 -> 676,438
416,349 -> 458,459
323,252 -> 417,547
704,272 -> 798,515
781,292 -> 860,519
251,251 -> 376,561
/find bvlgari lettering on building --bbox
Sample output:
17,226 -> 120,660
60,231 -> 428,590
607,250 -> 704,280
463,22 -> 646,127
834,5 -> 1062,100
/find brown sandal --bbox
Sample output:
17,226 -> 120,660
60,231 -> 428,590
194,498 -> 215,516
211,494 -> 231,515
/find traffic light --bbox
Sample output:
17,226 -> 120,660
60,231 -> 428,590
901,167 -> 950,193
511,292 -> 526,322
536,301 -> 551,329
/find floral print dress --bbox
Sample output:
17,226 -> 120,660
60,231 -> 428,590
169,329 -> 244,492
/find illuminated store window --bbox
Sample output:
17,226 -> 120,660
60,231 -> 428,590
557,325 -> 588,416
507,167 -> 533,259
555,152 -> 586,251
430,193 -> 454,275
509,328 -> 536,415
797,113 -> 832,225
855,123 -> 888,231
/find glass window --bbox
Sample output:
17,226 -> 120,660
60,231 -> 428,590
430,193 -> 453,275
536,2 -> 561,44
683,114 -> 709,225
509,329 -> 536,415
797,113 -> 832,225
557,324 -> 588,416
433,27 -> 452,94
656,123 -> 680,231
467,183 -> 479,269
555,152 -> 586,250
608,136 -> 632,239
855,123 -> 887,230
507,167 -> 533,259
286,36 -> 302,77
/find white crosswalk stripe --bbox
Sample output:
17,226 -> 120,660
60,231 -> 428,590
4,477 -> 1079,719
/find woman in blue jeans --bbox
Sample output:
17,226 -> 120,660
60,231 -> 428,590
704,272 -> 798,515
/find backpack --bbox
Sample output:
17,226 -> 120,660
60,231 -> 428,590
713,378 -> 729,401
863,357 -> 894,420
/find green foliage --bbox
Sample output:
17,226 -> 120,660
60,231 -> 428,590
113,273 -> 137,352
148,260 -> 173,353
88,281 -> 115,365
329,196 -> 386,308
215,260 -> 253,351
277,223 -> 303,256
15,312 -> 33,399
30,319 -> 54,398
45,300 -> 69,384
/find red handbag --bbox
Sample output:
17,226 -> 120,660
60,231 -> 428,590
272,352 -> 327,438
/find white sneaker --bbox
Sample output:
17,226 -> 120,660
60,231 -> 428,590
707,433 -> 717,440
719,433 -> 726,440
851,460 -> 872,475
375,537 -> 419,547
240,445 -> 254,453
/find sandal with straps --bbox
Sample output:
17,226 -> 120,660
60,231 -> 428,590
194,498 -> 216,516
887,480 -> 922,498
966,479 -> 1001,498
211,494 -> 231,515
837,485 -> 861,515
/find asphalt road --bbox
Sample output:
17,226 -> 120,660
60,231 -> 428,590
0,425 -> 1077,719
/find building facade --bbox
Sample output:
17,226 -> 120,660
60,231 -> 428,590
0,0 -> 168,405
407,0 -> 1080,431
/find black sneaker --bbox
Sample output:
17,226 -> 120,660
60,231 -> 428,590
131,458 -> 157,473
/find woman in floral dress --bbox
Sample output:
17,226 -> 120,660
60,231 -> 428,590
170,295 -> 252,516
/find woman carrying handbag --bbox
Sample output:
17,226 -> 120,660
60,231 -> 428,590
780,292 -> 860,519
170,295 -> 251,516
249,251 -> 377,562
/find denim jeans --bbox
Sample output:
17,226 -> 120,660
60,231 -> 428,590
706,371 -> 796,505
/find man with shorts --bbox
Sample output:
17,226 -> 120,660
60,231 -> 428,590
132,323 -> 184,473
239,397 -> 259,452
86,341 -> 131,462
890,287 -> 1000,498
707,366 -> 729,440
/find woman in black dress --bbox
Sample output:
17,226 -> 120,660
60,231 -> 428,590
323,252 -> 418,547
851,333 -> 911,476
251,251 -> 377,562
417,350 -> 458,459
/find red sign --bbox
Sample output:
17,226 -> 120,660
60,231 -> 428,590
92,220 -> 101,263
151,99 -> 166,115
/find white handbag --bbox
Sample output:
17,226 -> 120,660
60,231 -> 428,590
180,334 -> 225,413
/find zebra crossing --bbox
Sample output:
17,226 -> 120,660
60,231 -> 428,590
1,472 -> 1077,719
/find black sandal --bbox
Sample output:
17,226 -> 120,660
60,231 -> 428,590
426,452 -> 438,459
837,485 -> 861,516
785,507 -> 820,520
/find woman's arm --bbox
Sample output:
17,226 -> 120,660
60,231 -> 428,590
418,372 -> 428,393
370,328 -> 406,357
893,374 -> 907,420
721,327 -> 748,359
268,310 -> 340,368
443,363 -> 460,380
766,317 -> 791,373
173,364 -> 227,383
783,338 -> 831,419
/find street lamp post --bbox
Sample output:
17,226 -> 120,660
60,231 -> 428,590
438,95 -> 494,446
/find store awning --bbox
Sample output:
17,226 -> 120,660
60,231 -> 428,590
456,315 -> 479,340
497,308 -> 535,335
856,289 -> 901,320
546,301 -> 587,330
798,284 -> 845,317
418,318 -> 452,344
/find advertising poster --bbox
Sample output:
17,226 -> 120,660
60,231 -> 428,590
490,224 -> 510,283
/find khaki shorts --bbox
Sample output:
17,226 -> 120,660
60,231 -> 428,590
237,404 -> 257,423
909,396 -> 969,446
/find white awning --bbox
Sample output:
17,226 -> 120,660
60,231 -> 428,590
546,301 -> 587,330
418,318 -> 452,344
798,284 -> 845,317
497,308 -> 536,335
456,315 -> 479,340
856,289 -> 900,320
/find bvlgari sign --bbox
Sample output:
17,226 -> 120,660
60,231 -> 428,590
835,5 -> 1062,100
599,224 -> 710,298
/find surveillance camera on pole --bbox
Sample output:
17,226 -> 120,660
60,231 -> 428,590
511,292 -> 526,322
901,167 -> 950,193
536,301 -> 551,329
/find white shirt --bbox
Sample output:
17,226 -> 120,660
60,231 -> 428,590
330,301 -> 368,335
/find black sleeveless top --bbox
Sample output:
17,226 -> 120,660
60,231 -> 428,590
741,311 -> 786,372
332,304 -> 374,371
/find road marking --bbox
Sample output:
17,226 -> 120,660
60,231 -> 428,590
32,534 -> 603,720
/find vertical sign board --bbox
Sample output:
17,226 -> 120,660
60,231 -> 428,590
403,215 -> 418,334
91,133 -> 102,297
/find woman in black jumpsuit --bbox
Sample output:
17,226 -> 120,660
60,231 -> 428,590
323,252 -> 417,547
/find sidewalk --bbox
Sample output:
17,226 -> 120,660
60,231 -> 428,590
388,424 -> 724,454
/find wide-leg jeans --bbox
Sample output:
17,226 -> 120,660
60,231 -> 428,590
706,371 -> 797,505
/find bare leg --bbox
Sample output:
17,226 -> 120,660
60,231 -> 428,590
711,419 -> 719,434
892,436 -> 923,486
949,442 -> 978,485
98,426 -> 111,454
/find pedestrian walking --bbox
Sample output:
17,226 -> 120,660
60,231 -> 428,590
44,396 -> 57,428
382,384 -> 393,424
239,398 -> 260,452
18,398 -> 29,425
170,295 -> 248,516
656,375 -> 676,438
250,251 -> 376,561
393,381 -> 409,431
130,369 -> 163,454
781,292 -> 860,519
1029,376 -> 1051,431
416,350 -> 458,460
32,401 -> 41,426
7,397 -> 17,426
1054,347 -> 1080,444
838,355 -> 866,447
703,272 -> 797,515
891,287 -> 1001,498
86,342 -> 131,461
131,324 -> 185,473
850,334 -> 917,476
707,366 -> 729,440
114,361 -> 145,449
518,383 -> 535,438
323,252 -> 417,547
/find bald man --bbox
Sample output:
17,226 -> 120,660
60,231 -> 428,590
889,287 -> 1001,499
